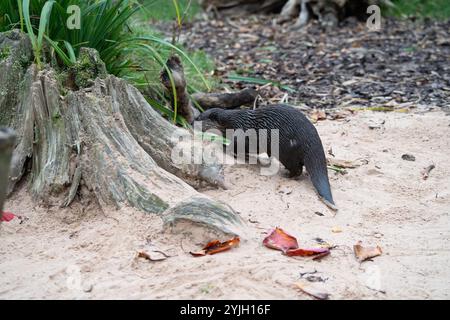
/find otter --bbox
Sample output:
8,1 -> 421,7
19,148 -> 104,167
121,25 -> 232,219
195,105 -> 337,210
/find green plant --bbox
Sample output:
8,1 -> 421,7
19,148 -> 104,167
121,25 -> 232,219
385,0 -> 450,20
22,0 -> 55,69
138,0 -> 200,22
0,0 -> 217,126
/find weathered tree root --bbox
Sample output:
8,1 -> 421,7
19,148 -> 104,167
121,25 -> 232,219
0,34 -> 245,237
192,88 -> 258,110
99,72 -> 226,190
160,55 -> 198,124
200,0 -> 390,28
199,0 -> 283,16
163,196 -> 247,237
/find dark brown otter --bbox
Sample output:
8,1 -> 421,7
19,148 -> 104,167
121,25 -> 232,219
196,104 -> 337,210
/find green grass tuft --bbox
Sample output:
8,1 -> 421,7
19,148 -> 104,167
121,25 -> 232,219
138,0 -> 200,22
0,0 -> 217,127
385,0 -> 450,20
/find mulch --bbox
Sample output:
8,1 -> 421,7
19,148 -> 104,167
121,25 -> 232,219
158,15 -> 450,110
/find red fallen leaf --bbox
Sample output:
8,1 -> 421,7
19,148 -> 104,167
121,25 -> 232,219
286,247 -> 330,259
263,227 -> 299,253
190,237 -> 240,257
0,212 -> 15,222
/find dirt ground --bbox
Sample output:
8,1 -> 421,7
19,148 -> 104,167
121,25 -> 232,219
1,108 -> 449,300
181,16 -> 450,109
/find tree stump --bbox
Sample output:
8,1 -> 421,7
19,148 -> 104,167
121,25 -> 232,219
0,31 -> 246,238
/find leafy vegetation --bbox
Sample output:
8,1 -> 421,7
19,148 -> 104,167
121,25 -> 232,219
138,0 -> 200,22
0,0 -> 215,126
386,0 -> 450,20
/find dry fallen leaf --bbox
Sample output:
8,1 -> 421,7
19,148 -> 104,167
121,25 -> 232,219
263,228 -> 332,260
137,250 -> 169,262
190,237 -> 240,257
263,228 -> 299,253
310,109 -> 327,123
353,241 -> 383,262
331,226 -> 342,233
327,158 -> 368,169
286,247 -> 330,259
295,281 -> 330,300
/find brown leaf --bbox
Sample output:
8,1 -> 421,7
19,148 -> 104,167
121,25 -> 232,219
327,158 -> 368,169
295,281 -> 330,300
263,228 -> 299,253
190,237 -> 240,257
190,250 -> 207,257
310,109 -> 327,123
286,247 -> 330,259
353,241 -> 382,262
137,251 -> 168,262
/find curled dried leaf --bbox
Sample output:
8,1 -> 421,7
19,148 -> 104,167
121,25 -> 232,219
137,251 -> 169,262
286,247 -> 330,259
327,158 -> 368,169
190,237 -> 240,257
263,227 -> 299,253
353,241 -> 382,262
295,281 -> 330,300
310,109 -> 327,123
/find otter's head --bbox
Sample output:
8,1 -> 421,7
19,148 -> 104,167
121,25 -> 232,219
194,108 -> 225,132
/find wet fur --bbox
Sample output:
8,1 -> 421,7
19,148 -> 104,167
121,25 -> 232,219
196,104 -> 337,210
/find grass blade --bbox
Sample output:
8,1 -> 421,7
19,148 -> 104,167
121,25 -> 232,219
137,43 -> 179,124
64,41 -> 77,64
172,0 -> 182,27
131,35 -> 211,91
22,0 -> 39,67
37,0 -> 55,50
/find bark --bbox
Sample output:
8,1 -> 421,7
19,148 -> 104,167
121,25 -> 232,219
192,88 -> 258,110
200,0 -> 390,27
161,55 -> 258,112
0,30 -> 34,194
0,35 -> 245,237
160,55 -> 197,124
0,128 -> 15,213
199,0 -> 283,15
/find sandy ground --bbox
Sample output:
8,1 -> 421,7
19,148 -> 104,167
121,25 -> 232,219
1,109 -> 449,300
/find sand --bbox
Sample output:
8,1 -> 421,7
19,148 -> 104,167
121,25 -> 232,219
1,109 -> 449,300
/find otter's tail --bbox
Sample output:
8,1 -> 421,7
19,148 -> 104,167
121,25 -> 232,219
304,151 -> 337,211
